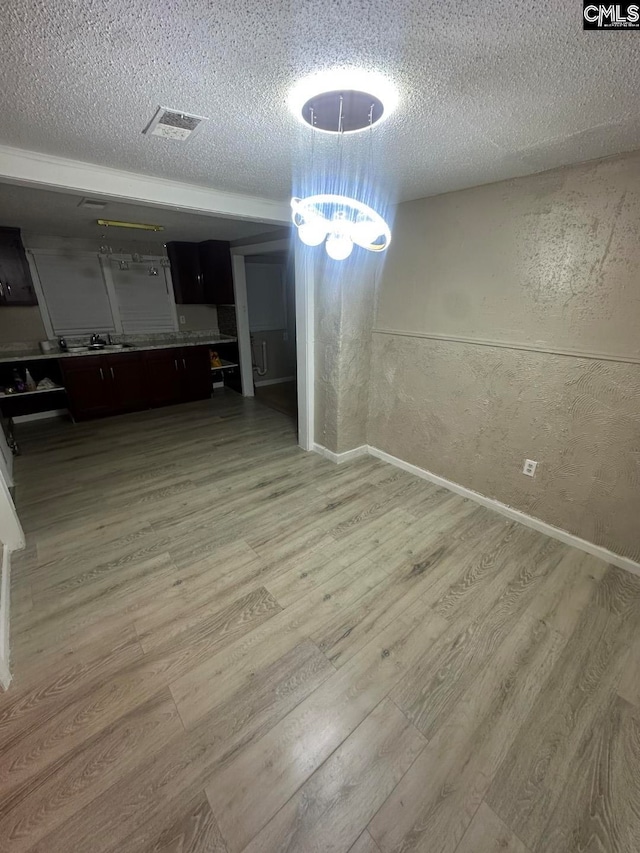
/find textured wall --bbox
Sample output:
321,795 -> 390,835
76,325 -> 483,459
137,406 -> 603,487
315,253 -> 377,453
369,335 -> 640,561
369,151 -> 640,561
378,152 -> 640,356
315,254 -> 342,452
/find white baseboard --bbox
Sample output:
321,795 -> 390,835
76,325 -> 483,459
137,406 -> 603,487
314,441 -> 640,576
312,443 -> 369,465
254,376 -> 296,387
0,658 -> 10,691
0,544 -> 11,690
368,446 -> 640,576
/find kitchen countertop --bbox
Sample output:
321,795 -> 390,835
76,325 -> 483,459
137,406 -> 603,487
0,336 -> 237,364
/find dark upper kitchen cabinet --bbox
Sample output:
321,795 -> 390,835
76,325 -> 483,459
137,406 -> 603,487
166,242 -> 203,304
198,240 -> 234,304
0,227 -> 38,306
166,240 -> 234,305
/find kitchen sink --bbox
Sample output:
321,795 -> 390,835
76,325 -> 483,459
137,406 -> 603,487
65,343 -> 135,353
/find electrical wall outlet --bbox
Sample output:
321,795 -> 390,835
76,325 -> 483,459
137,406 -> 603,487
179,315 -> 186,325
523,459 -> 538,477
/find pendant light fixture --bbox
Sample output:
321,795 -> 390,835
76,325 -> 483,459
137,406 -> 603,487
289,71 -> 396,261
291,195 -> 391,260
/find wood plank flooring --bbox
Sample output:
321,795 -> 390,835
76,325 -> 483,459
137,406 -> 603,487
255,380 -> 297,418
1,391 -> 639,852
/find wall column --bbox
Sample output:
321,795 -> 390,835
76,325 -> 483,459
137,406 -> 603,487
314,253 -> 379,454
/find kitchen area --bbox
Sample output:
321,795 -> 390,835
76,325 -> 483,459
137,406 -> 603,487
0,184 -> 286,450
0,333 -> 239,430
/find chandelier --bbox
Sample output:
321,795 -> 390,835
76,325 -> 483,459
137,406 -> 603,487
289,71 -> 396,262
291,195 -> 391,261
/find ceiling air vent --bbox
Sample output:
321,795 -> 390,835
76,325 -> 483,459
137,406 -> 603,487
143,106 -> 208,141
78,198 -> 107,210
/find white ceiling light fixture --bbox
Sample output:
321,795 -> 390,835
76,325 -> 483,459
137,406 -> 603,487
288,69 -> 398,134
289,69 -> 396,261
291,195 -> 391,260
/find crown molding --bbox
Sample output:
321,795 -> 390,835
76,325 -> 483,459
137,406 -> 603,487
0,144 -> 290,225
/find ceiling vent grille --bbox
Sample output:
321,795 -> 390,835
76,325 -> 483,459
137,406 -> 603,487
143,106 -> 208,141
78,198 -> 107,210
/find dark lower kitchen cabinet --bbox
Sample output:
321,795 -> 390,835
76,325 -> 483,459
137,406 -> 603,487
144,346 -> 211,406
105,352 -> 146,414
0,227 -> 37,306
181,346 -> 212,402
62,353 -> 147,420
60,357 -> 116,420
61,346 -> 213,421
143,349 -> 183,408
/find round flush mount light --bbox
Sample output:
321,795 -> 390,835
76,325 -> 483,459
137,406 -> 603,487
288,69 -> 398,134
301,91 -> 384,133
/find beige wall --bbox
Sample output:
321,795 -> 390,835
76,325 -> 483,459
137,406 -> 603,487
0,302 -> 220,343
368,151 -> 640,562
178,304 -> 219,333
0,306 -> 47,344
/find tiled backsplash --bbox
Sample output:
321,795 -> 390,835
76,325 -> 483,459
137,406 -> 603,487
217,306 -> 238,337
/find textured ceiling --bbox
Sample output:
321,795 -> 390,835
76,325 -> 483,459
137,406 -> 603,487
0,1 -> 639,204
0,182 -> 282,241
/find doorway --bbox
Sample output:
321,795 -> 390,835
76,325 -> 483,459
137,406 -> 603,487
230,237 -> 312,445
244,251 -> 296,419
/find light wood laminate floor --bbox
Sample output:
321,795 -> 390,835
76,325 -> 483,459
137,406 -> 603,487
2,392 -> 640,852
255,380 -> 297,418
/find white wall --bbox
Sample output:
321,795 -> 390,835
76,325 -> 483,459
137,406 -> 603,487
0,461 -> 25,689
0,424 -> 14,488
0,542 -> 11,689
246,257 -> 295,384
